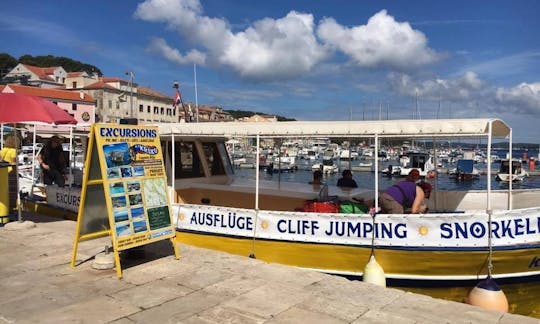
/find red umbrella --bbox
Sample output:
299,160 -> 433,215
0,93 -> 77,125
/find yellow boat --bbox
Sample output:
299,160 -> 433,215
28,118 -> 540,317
157,119 -> 540,317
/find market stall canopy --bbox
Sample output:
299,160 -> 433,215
154,118 -> 511,139
0,93 -> 77,125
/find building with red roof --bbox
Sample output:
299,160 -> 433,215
1,84 -> 95,127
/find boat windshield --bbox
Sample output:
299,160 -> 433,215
202,142 -> 226,176
166,141 -> 204,179
499,160 -> 522,173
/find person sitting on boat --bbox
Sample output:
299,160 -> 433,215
309,170 -> 323,186
38,136 -> 67,187
379,169 -> 431,214
337,169 -> 358,188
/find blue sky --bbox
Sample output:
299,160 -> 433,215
2,0 -> 540,142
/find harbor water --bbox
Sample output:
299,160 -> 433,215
233,152 -> 540,191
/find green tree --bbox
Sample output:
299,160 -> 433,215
18,54 -> 102,75
0,53 -> 18,78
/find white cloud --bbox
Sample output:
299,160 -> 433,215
147,37 -> 206,65
219,11 -> 327,80
317,10 -> 442,70
495,82 -> 540,114
388,71 -> 485,101
135,0 -> 327,81
135,2 -> 442,80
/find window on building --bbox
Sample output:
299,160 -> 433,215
160,107 -> 164,115
154,106 -> 158,114
167,108 -> 171,116
72,103 -> 77,111
116,101 -> 120,109
72,81 -> 77,88
139,104 -> 143,113
147,106 -> 150,113
108,100 -> 112,110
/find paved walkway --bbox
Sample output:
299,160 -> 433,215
0,212 -> 538,324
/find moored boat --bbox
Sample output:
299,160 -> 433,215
449,159 -> 480,180
22,118 -> 540,317
312,158 -> 339,174
153,118 -> 540,317
399,152 -> 435,177
496,159 -> 529,182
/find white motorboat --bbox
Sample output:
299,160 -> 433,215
496,159 -> 529,182
312,158 -> 339,174
399,152 -> 435,177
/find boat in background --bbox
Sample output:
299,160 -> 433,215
380,164 -> 401,176
312,158 -> 339,174
449,159 -> 480,180
496,159 -> 529,182
267,155 -> 297,173
339,149 -> 358,160
399,152 -> 435,177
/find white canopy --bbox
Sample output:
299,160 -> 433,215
155,118 -> 510,139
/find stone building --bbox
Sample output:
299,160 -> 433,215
3,63 -> 234,124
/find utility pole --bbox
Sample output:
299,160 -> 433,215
125,71 -> 134,118
194,64 -> 199,122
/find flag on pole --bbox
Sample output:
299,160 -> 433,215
173,87 -> 190,122
173,90 -> 181,107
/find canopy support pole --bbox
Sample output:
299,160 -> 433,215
374,134 -> 379,211
170,134 -> 175,203
255,134 -> 260,210
31,125 -> 36,184
486,121 -> 493,212
508,128 -> 513,210
69,126 -> 73,188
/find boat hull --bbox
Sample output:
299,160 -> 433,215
174,203 -> 540,318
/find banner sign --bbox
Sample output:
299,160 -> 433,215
95,124 -> 175,250
46,186 -> 81,213
175,204 -> 540,248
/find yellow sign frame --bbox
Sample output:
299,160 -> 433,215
70,123 -> 179,278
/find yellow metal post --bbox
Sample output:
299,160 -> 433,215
0,162 -> 10,224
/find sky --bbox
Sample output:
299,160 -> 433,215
2,0 -> 540,143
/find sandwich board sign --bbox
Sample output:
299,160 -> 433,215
70,123 -> 179,278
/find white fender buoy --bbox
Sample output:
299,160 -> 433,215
467,277 -> 508,312
362,255 -> 386,287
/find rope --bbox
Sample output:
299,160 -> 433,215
248,209 -> 259,259
487,209 -> 493,278
368,208 -> 378,258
